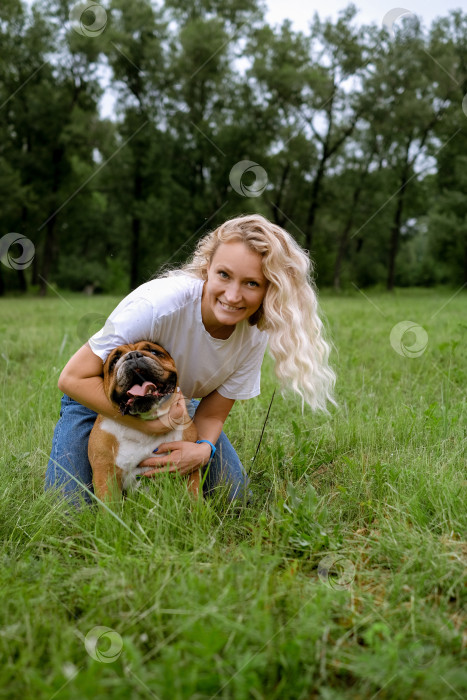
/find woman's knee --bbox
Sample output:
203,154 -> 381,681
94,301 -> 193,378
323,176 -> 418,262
45,395 -> 97,499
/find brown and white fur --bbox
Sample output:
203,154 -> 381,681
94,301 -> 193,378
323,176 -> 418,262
88,341 -> 198,502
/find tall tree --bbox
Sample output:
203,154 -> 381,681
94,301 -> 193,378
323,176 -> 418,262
0,0 -> 104,295
249,6 -> 375,253
426,10 -> 467,285
360,17 -> 458,289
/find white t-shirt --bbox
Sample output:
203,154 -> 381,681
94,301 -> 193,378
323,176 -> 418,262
88,274 -> 269,400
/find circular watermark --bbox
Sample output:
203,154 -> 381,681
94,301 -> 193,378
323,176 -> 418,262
0,233 -> 35,270
157,394 -> 195,432
382,8 -> 418,39
462,94 -> 467,118
229,160 -> 268,198
390,321 -> 428,358
84,626 -> 123,663
77,313 -> 115,348
402,634 -> 439,668
69,2 -> 108,38
318,554 -> 356,591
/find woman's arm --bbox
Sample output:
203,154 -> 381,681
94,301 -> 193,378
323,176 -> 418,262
192,389 -> 235,447
139,389 -> 235,475
57,343 -> 176,436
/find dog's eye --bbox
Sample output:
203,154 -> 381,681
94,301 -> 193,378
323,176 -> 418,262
150,349 -> 165,358
108,353 -> 120,370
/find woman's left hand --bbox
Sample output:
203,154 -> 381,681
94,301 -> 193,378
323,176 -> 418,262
138,441 -> 212,477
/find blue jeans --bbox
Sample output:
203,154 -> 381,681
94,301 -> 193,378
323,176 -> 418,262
45,395 -> 252,507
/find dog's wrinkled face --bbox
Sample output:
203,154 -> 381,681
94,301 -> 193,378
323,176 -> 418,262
103,341 -> 177,417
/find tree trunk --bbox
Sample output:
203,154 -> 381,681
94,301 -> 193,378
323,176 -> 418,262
38,146 -> 64,296
271,162 -> 290,227
463,229 -> 467,285
17,268 -> 27,293
39,218 -> 57,296
387,162 -> 410,291
334,219 -> 352,290
130,170 -> 143,290
304,153 -> 327,251
333,180 -> 365,290
333,148 -> 375,289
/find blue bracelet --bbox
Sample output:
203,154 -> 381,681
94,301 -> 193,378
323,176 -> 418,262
196,439 -> 216,461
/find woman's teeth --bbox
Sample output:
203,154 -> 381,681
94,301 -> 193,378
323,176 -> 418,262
219,300 -> 242,311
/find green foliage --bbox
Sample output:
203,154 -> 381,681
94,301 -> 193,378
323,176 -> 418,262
1,2 -> 467,297
52,254 -> 129,294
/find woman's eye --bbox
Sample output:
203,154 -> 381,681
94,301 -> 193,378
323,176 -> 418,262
218,271 -> 228,278
247,281 -> 259,287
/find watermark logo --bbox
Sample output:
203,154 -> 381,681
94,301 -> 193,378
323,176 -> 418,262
390,321 -> 428,358
0,233 -> 35,270
403,634 -> 438,668
77,313 -> 115,348
156,394 -> 195,432
84,626 -> 123,663
69,2 -> 108,38
318,554 -> 356,591
229,160 -> 268,198
382,8 -> 417,38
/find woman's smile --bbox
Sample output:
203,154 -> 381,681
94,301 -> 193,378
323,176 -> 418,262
218,300 -> 245,312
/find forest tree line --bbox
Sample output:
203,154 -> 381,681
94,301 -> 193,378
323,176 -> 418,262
1,0 -> 466,296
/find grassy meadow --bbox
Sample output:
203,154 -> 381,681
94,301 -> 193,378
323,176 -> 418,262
0,287 -> 465,699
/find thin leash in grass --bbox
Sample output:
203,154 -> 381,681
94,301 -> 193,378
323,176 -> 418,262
247,388 -> 276,475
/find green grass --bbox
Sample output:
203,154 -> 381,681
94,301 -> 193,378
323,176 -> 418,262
0,287 -> 465,699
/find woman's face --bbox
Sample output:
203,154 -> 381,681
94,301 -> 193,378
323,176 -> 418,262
201,240 -> 267,337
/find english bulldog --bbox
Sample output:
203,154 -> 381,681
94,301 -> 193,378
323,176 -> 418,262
88,341 -> 199,502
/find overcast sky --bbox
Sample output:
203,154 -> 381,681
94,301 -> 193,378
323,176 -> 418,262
265,0 -> 462,32
23,0 -> 462,32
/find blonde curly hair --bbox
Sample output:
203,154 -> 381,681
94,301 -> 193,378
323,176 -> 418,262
163,214 -> 336,413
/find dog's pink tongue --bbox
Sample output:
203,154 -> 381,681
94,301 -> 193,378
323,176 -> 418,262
127,381 -> 157,397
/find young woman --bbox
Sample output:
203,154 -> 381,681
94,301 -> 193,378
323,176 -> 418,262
45,214 -> 336,506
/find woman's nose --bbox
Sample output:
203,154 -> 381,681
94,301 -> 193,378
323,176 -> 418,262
225,283 -> 242,302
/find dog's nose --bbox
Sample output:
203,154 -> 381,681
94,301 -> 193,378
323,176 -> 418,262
127,351 -> 143,360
